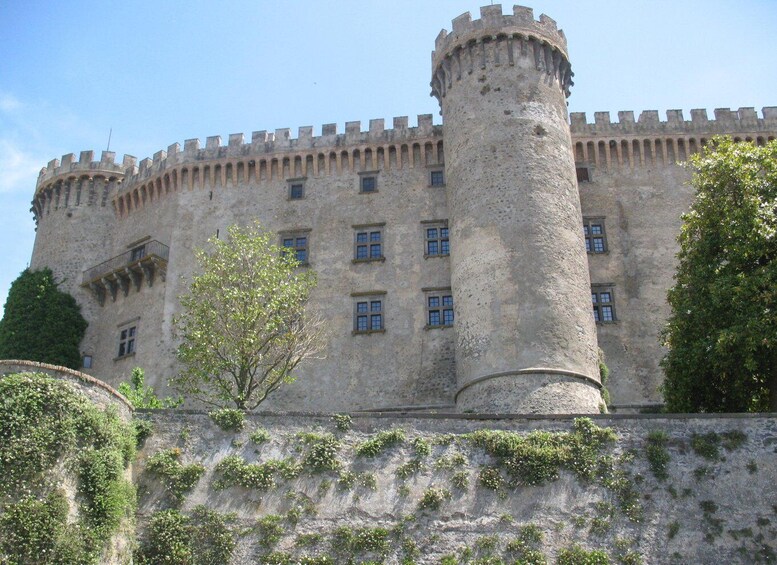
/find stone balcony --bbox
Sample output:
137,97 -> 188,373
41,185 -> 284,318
82,240 -> 169,305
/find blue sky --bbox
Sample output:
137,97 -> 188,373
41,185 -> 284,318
1,0 -> 776,313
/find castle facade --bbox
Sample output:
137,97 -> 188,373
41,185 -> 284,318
29,5 -> 777,413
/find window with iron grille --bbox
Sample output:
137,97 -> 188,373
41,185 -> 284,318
430,169 -> 445,186
592,286 -> 616,323
583,217 -> 608,254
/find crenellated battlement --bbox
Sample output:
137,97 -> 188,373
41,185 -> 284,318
126,114 -> 439,182
105,115 -> 445,217
35,150 -> 132,194
570,107 -> 777,136
431,5 -> 573,103
433,5 -> 567,60
569,107 -> 777,170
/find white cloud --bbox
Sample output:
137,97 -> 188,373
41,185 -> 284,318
0,139 -> 44,194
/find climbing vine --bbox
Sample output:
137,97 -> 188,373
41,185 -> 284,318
0,372 -> 137,564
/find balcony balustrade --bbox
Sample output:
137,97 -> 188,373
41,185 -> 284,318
82,240 -> 169,305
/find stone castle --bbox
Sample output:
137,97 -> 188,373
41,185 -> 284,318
29,5 -> 777,414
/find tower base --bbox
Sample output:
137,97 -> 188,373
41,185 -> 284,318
455,370 -> 602,414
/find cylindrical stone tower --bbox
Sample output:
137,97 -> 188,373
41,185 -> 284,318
431,5 -> 602,413
30,151 -> 129,369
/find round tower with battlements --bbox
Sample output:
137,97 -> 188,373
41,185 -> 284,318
30,151 -> 131,365
431,5 -> 602,413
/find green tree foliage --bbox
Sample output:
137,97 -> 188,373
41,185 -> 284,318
662,137 -> 777,412
172,223 -> 323,410
118,367 -> 181,409
0,268 -> 87,369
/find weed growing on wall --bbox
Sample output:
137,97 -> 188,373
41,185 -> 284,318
356,428 -> 407,456
213,455 -> 301,490
250,428 -> 271,445
418,486 -> 452,510
209,407 -> 246,431
135,506 -> 237,565
295,431 -> 341,472
466,418 -> 616,486
645,431 -> 670,481
557,544 -> 611,564
145,448 -> 206,502
0,372 -> 136,564
332,413 -> 352,432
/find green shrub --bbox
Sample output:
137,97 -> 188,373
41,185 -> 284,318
0,372 -> 137,564
296,532 -> 323,547
257,514 -> 285,548
332,413 -> 352,432
434,451 -> 468,470
411,437 -> 432,457
133,419 -> 154,446
466,418 -> 616,487
478,466 -> 505,490
331,525 -> 391,557
451,470 -> 469,489
0,491 -> 94,564
356,428 -> 406,457
296,431 -> 341,472
721,430 -> 747,451
418,486 -> 451,510
135,506 -> 236,565
396,458 -> 426,480
118,367 -> 181,409
146,448 -> 206,501
209,408 -> 246,431
214,455 -> 301,490
557,545 -> 611,565
645,431 -> 670,481
250,428 -> 271,445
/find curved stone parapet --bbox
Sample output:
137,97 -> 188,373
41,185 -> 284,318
0,359 -> 133,420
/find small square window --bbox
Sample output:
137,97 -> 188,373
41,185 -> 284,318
353,225 -> 385,262
118,325 -> 137,358
82,355 -> 93,369
592,286 -> 616,323
430,170 -> 445,186
360,176 -> 377,193
583,217 -> 607,254
423,221 -> 450,257
425,289 -> 454,328
287,178 -> 306,200
353,294 -> 385,334
280,231 -> 311,264
576,166 -> 590,182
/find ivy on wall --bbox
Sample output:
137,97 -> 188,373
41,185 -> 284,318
0,372 -> 137,564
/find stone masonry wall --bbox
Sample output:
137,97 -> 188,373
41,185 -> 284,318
135,410 -> 777,564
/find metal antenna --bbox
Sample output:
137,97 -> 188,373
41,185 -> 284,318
106,128 -> 112,152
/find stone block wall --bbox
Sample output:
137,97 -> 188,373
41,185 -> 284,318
134,410 -> 777,564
